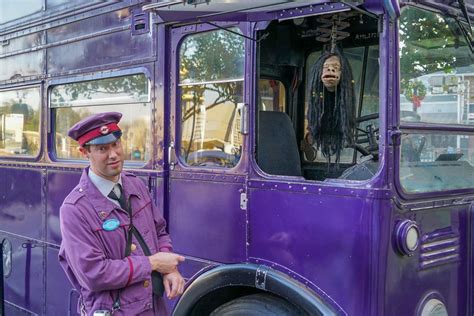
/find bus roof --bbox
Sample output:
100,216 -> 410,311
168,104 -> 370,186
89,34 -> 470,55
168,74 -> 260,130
143,0 -> 355,23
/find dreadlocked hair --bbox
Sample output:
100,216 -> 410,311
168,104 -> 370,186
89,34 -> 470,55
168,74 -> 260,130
307,48 -> 355,164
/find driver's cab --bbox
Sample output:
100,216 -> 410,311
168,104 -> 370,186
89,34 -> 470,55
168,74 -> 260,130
255,11 -> 380,181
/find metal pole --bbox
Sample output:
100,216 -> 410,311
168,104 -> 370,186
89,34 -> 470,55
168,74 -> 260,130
0,239 -> 5,316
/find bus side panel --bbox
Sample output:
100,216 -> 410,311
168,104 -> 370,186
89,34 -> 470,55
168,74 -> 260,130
0,168 -> 44,314
46,247 -> 80,316
247,185 -> 383,315
5,303 -> 34,316
0,167 -> 44,240
471,203 -> 474,316
168,177 -> 246,264
153,174 -> 166,218
47,10 -> 153,75
46,170 -> 81,245
45,170 -> 82,314
3,235 -> 44,315
385,205 -> 468,315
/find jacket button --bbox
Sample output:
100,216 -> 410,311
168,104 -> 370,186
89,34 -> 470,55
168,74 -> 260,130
143,280 -> 150,288
130,243 -> 137,251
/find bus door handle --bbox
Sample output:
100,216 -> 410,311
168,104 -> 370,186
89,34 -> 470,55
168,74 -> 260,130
168,141 -> 176,170
238,103 -> 248,135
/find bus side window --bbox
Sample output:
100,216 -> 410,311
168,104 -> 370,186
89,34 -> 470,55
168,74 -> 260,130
178,28 -> 244,168
303,46 -> 380,165
256,12 -> 380,181
50,74 -> 152,162
0,87 -> 41,157
400,132 -> 474,192
399,6 -> 474,193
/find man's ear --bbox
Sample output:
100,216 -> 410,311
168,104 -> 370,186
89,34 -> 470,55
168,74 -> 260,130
79,146 -> 90,158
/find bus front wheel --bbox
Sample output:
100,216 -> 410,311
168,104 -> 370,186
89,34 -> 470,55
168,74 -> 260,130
210,293 -> 305,316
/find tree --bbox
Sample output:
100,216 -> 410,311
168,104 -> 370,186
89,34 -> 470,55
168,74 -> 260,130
179,28 -> 245,159
399,6 -> 474,111
180,28 -> 244,116
399,6 -> 458,84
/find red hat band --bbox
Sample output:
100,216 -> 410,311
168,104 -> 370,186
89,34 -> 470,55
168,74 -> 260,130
77,123 -> 121,146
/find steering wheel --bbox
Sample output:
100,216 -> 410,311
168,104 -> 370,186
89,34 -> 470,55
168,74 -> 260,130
353,114 -> 379,160
186,149 -> 236,167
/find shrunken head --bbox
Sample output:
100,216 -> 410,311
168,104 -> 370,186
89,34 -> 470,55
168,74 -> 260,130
307,48 -> 355,163
321,55 -> 341,92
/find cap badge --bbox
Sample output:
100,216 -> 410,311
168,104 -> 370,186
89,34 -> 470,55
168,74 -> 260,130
100,125 -> 109,135
102,218 -> 120,231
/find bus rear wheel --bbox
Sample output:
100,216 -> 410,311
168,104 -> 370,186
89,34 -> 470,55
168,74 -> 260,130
210,293 -> 305,316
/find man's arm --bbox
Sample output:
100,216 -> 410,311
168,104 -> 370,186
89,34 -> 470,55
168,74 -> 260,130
60,203 -> 152,292
148,252 -> 185,274
151,199 -> 173,252
147,187 -> 186,291
149,197 -> 185,270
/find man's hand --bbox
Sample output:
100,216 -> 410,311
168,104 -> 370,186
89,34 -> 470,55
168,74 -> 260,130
148,252 -> 185,274
163,270 -> 185,299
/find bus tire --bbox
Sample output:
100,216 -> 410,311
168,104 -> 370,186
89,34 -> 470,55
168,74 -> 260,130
210,293 -> 304,316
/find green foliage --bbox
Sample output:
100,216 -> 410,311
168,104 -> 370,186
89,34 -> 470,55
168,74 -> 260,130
180,28 -> 245,115
399,7 -> 460,89
180,29 -> 244,83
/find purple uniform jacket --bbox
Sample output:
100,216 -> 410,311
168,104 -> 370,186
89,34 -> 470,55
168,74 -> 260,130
59,168 -> 172,315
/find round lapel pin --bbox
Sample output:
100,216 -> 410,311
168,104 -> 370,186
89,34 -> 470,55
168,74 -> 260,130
102,218 -> 120,231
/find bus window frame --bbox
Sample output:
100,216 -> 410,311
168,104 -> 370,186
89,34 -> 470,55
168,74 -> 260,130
0,83 -> 43,161
252,13 -> 383,183
47,67 -> 154,169
174,24 -> 247,172
395,5 -> 474,199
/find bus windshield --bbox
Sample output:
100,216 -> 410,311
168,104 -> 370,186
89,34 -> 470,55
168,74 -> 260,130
399,6 -> 474,193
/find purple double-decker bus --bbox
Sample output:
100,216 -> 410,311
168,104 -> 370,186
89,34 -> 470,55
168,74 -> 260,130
1,0 -> 474,315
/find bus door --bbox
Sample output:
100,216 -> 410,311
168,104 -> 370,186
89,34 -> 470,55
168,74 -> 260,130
391,4 -> 474,315
246,4 -> 383,314
164,22 -> 249,266
148,0 -> 336,268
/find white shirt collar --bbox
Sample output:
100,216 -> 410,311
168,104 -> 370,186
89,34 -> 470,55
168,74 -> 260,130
88,168 -> 123,201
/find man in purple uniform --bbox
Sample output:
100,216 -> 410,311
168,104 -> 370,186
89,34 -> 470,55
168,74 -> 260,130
59,112 -> 185,315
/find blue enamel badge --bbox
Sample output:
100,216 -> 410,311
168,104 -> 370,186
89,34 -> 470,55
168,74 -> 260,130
102,218 -> 120,231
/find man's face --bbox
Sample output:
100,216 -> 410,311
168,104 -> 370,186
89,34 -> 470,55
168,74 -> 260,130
321,55 -> 341,92
80,140 -> 124,182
